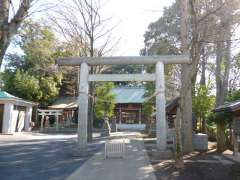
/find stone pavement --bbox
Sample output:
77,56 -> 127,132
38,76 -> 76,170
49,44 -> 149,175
66,132 -> 157,180
0,132 -> 103,180
0,132 -> 101,145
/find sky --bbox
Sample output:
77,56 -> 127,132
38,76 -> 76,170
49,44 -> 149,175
3,0 -> 174,70
9,0 -> 175,56
8,0 -> 240,57
100,0 -> 175,56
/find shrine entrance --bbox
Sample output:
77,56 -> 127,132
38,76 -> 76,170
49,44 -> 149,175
38,109 -> 63,132
57,54 -> 190,151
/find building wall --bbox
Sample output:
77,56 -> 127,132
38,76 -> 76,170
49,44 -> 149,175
11,109 -> 19,133
2,103 -> 33,133
114,103 -> 145,124
2,103 -> 14,133
24,107 -> 32,131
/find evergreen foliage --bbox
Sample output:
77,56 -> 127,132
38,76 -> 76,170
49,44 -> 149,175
95,83 -> 116,119
2,20 -> 62,107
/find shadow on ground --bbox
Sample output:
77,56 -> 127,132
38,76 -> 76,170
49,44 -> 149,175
143,137 -> 240,180
0,138 -> 103,180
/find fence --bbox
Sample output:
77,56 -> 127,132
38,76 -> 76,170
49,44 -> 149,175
105,139 -> 125,158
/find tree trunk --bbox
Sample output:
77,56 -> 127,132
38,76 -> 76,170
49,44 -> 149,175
174,0 -> 190,167
180,65 -> 193,153
0,0 -> 10,65
215,14 -> 231,151
179,0 -> 193,154
216,121 -> 226,152
0,0 -> 32,67
0,37 -> 10,65
200,51 -> 207,134
215,40 -> 225,106
175,107 -> 183,168
200,50 -> 206,86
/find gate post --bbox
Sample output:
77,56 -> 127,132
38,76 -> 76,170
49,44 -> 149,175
78,62 -> 89,150
155,61 -> 167,150
55,115 -> 59,131
40,115 -> 44,132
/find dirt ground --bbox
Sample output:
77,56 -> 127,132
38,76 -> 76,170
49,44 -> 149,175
144,138 -> 240,180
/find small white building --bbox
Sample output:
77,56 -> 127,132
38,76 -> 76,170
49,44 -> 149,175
0,91 -> 38,134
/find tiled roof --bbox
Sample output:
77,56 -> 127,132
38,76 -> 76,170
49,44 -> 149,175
0,91 -> 18,99
48,97 -> 78,109
214,100 -> 240,112
0,91 -> 38,106
112,87 -> 145,104
49,87 -> 146,109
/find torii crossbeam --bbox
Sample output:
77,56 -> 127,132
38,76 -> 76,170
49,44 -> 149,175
57,54 -> 190,152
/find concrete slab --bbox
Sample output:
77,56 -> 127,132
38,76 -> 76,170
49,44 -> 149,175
66,133 -> 156,180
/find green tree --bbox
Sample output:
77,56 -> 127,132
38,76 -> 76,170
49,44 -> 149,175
2,20 -> 62,107
193,84 -> 215,133
207,110 -> 233,150
226,90 -> 240,102
142,2 -> 181,133
3,70 -> 42,101
18,21 -> 56,72
142,1 -> 180,56
95,83 -> 116,119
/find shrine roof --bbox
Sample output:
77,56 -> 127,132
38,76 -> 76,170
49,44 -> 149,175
48,97 -> 78,109
0,91 -> 38,106
214,100 -> 240,112
111,87 -> 145,104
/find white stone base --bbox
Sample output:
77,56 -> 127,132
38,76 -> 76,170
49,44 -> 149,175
117,124 -> 146,131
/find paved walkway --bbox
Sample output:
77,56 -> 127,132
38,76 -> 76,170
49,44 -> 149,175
66,132 -> 156,180
0,132 -> 103,180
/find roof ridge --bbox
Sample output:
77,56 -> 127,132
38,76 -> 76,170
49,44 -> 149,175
0,91 -> 38,105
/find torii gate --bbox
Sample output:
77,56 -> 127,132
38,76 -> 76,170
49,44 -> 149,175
57,54 -> 190,152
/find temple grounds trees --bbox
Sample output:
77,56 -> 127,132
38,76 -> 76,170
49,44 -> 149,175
51,0 -> 117,142
2,21 -> 62,107
0,0 -> 33,66
143,0 -> 240,158
95,82 -> 116,119
0,0 -> 55,67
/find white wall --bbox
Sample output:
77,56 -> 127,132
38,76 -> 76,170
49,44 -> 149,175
117,124 -> 146,131
24,107 -> 32,131
1,103 -> 33,134
10,110 -> 19,133
16,111 -> 25,132
2,103 -> 13,133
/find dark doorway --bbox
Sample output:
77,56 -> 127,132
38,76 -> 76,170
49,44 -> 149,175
0,104 -> 4,133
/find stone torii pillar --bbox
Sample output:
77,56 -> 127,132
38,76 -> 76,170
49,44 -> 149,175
57,54 -> 190,152
78,62 -> 89,150
156,62 -> 166,150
